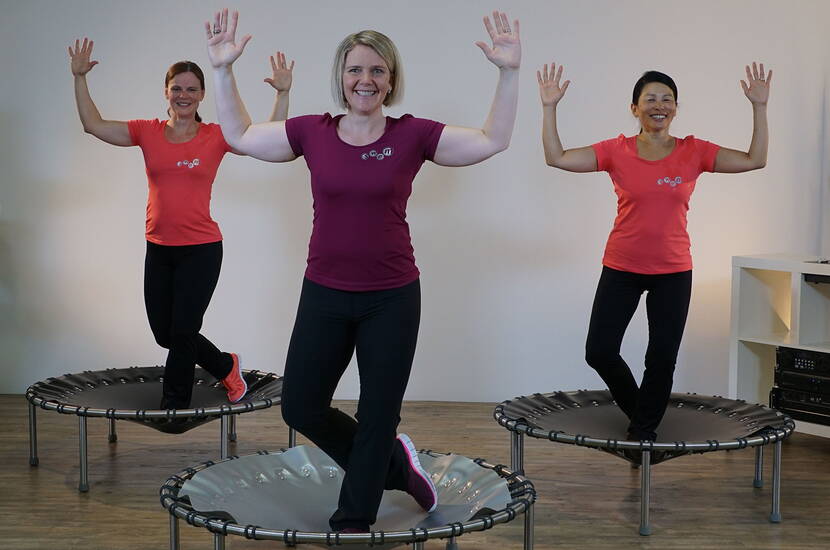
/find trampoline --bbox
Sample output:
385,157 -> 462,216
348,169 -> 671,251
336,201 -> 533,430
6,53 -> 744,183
25,366 -> 295,492
494,390 -> 794,535
160,445 -> 536,550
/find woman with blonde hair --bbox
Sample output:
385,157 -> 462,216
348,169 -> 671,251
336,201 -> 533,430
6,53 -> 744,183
205,8 -> 520,532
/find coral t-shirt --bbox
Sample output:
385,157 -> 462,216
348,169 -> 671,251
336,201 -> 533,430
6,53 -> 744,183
128,119 -> 231,245
285,113 -> 445,291
592,134 -> 720,274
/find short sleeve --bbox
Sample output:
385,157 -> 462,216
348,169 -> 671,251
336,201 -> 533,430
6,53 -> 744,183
695,138 -> 720,173
591,134 -> 625,172
285,115 -> 320,158
127,119 -> 152,147
417,118 -> 445,162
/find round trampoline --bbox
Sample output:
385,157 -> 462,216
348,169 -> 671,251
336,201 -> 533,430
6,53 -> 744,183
160,445 -> 536,550
494,390 -> 795,535
25,366 -> 294,492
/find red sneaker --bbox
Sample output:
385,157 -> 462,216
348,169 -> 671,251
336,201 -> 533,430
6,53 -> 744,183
397,434 -> 438,513
222,353 -> 247,403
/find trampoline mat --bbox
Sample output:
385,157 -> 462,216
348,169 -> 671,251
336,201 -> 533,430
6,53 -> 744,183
27,366 -> 283,434
501,390 -> 789,443
180,445 -> 512,538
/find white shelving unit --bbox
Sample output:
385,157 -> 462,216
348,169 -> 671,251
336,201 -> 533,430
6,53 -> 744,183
729,253 -> 830,438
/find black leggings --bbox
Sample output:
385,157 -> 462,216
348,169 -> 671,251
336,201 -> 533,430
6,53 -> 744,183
281,277 -> 420,531
144,241 -> 232,409
585,266 -> 692,440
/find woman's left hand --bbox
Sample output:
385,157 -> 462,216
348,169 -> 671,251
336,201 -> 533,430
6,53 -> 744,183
475,11 -> 520,70
741,62 -> 772,105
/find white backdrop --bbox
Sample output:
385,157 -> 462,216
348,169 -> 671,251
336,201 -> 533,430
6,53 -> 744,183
2,0 -> 829,401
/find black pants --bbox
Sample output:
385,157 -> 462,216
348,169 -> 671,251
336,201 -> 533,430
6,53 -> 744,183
585,266 -> 692,440
144,241 -> 232,409
281,277 -> 420,531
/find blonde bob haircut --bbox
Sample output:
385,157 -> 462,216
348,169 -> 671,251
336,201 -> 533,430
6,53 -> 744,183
331,30 -> 404,110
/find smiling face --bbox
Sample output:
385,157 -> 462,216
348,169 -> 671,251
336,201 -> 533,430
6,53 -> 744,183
341,44 -> 392,115
164,71 -> 204,120
631,82 -> 677,133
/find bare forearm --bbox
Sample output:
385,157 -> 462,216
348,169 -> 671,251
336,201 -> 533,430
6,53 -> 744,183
74,74 -> 104,132
480,68 -> 519,154
213,66 -> 253,147
747,103 -> 768,168
268,90 -> 290,122
542,104 -> 565,166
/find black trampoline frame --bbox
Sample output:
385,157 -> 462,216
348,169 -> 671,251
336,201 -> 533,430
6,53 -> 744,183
160,449 -> 536,550
493,390 -> 795,536
25,366 -> 296,492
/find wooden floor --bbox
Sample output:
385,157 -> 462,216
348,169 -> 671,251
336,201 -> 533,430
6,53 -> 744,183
2,395 -> 829,550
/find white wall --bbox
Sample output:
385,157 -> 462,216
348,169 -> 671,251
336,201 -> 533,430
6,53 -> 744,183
2,0 -> 828,402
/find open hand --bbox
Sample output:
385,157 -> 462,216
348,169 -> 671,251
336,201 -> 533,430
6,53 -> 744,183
475,11 -> 520,70
205,8 -> 252,68
68,38 -> 98,76
741,62 -> 771,105
537,62 -> 570,106
264,52 -> 294,92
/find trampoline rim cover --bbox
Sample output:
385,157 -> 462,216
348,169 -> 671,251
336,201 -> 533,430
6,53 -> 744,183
494,389 -> 795,452
25,366 -> 283,419
160,448 -> 536,546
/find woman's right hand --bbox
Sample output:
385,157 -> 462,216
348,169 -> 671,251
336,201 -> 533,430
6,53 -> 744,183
205,8 -> 252,69
68,38 -> 98,76
537,62 -> 570,107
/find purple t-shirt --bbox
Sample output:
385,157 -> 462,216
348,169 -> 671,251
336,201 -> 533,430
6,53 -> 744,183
286,113 -> 445,291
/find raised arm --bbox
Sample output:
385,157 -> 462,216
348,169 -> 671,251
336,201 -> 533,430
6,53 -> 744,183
69,38 -> 132,146
206,9 -> 295,162
264,51 -> 294,122
538,62 -> 596,172
713,62 -> 770,173
432,11 -> 520,167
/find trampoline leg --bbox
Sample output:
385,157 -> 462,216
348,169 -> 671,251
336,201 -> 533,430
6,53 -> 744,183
754,446 -> 764,488
213,533 -> 225,550
639,450 -> 651,536
412,542 -> 425,550
228,414 -> 237,442
288,426 -> 297,448
445,536 -> 459,550
770,440 -> 782,523
108,418 -> 118,443
523,499 -> 535,550
28,402 -> 39,467
220,415 -> 229,459
169,515 -> 180,550
511,431 -> 525,474
78,416 -> 89,492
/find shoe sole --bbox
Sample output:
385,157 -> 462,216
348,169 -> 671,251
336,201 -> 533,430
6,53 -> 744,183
397,433 -> 438,513
229,353 -> 248,403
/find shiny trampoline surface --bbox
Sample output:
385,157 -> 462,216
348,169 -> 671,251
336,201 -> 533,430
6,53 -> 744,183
180,445 -> 512,534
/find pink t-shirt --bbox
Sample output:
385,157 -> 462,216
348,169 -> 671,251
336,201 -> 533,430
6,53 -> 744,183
128,119 -> 231,246
286,113 -> 445,291
592,134 -> 720,274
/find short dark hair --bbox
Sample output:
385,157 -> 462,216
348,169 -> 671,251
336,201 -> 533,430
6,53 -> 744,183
632,71 -> 677,104
165,61 -> 205,122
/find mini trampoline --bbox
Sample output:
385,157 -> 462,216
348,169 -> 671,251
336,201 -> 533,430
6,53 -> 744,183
25,366 -> 294,492
160,445 -> 536,550
494,390 -> 794,535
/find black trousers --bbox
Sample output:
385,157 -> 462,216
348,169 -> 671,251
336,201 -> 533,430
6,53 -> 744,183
144,241 -> 232,409
585,266 -> 692,440
281,277 -> 420,531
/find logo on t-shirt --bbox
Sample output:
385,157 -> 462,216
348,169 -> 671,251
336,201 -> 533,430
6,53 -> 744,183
657,176 -> 683,188
176,158 -> 201,169
361,147 -> 393,161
